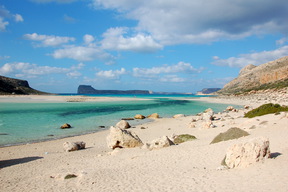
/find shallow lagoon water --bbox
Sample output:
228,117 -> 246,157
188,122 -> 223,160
0,96 -> 238,146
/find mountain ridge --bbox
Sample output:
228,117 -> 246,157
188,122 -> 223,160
218,56 -> 288,95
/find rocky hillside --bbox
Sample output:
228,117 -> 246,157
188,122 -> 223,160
218,56 -> 288,95
0,75 -> 48,95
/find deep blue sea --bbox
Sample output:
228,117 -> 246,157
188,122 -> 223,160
0,95 -> 238,146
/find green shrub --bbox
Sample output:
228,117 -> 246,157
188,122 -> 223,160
244,103 -> 288,118
173,134 -> 197,144
64,174 -> 77,179
210,127 -> 249,144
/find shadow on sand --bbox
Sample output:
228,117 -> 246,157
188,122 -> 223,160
0,156 -> 43,169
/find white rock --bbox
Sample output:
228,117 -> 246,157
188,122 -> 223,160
173,114 -> 185,118
145,136 -> 175,150
116,120 -> 131,129
224,137 -> 270,169
63,141 -> 86,152
202,108 -> 214,121
201,120 -> 214,129
226,106 -> 235,111
106,126 -> 143,149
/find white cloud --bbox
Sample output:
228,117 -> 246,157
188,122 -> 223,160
101,27 -> 162,52
93,0 -> 288,45
52,45 -> 115,64
212,45 -> 288,68
276,37 -> 288,46
0,62 -> 83,78
83,34 -> 95,45
96,68 -> 126,79
133,62 -> 202,78
0,6 -> 23,31
0,17 -> 8,31
160,75 -> 185,83
14,14 -> 24,22
24,33 -> 75,47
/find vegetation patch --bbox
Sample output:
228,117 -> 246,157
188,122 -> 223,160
64,174 -> 77,179
244,103 -> 288,118
210,127 -> 249,144
173,134 -> 197,144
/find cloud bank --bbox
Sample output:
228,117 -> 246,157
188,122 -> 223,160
92,0 -> 288,45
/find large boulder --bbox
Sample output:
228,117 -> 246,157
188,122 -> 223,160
223,137 -> 271,168
144,136 -> 175,150
63,141 -> 86,152
106,126 -> 143,149
115,120 -> 131,129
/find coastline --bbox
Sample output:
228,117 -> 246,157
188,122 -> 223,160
1,94 -> 288,191
0,94 -> 151,103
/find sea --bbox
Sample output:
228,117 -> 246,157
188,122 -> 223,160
0,94 -> 239,147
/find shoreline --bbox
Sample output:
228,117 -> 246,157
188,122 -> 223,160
0,94 -> 152,103
1,94 -> 288,191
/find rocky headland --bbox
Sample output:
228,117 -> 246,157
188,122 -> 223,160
0,75 -> 48,95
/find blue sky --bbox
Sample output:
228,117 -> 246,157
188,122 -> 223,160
0,0 -> 288,93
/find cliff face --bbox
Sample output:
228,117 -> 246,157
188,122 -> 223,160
78,85 -> 150,95
0,75 -> 47,95
218,56 -> 288,95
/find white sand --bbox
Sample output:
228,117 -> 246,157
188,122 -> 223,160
0,95 -> 150,103
0,95 -> 288,192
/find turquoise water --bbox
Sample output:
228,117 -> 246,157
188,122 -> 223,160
0,96 -> 238,146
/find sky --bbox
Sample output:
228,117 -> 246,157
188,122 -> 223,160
0,0 -> 288,94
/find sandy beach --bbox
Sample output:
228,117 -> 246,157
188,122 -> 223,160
1,94 -> 288,192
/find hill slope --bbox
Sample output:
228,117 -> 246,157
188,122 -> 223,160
0,75 -> 48,95
218,56 -> 288,95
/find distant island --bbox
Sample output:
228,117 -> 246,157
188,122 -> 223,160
78,85 -> 150,95
77,85 -> 194,95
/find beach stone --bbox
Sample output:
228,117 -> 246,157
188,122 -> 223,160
201,120 -> 214,129
134,114 -> 145,119
226,106 -> 235,111
244,105 -> 250,109
173,114 -> 185,118
202,108 -> 214,121
148,113 -> 160,119
144,136 -> 175,150
106,126 -> 143,149
116,120 -> 131,129
189,122 -> 196,128
224,137 -> 270,169
61,123 -> 71,129
63,141 -> 86,152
